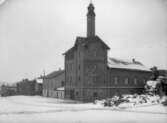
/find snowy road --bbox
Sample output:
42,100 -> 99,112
0,96 -> 166,123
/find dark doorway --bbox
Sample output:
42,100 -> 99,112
70,89 -> 75,99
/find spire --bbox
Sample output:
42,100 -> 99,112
87,1 -> 95,37
87,2 -> 95,16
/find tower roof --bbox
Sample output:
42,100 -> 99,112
108,57 -> 151,71
87,2 -> 95,16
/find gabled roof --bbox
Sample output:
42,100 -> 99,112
108,57 -> 151,72
74,36 -> 110,49
63,36 -> 110,55
44,70 -> 64,79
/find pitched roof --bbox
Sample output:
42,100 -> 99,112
63,36 -> 110,55
44,70 -> 64,79
108,57 -> 151,71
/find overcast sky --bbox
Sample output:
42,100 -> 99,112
0,0 -> 167,82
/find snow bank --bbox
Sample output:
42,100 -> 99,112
95,94 -> 162,109
0,95 -> 167,123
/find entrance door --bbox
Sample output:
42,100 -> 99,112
70,89 -> 75,99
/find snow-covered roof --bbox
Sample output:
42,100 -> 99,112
108,57 -> 151,71
44,70 -> 64,79
36,79 -> 43,84
56,87 -> 64,91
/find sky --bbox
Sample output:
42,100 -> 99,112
0,0 -> 167,83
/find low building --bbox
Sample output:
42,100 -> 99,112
64,3 -> 152,102
17,79 -> 36,95
106,58 -> 152,97
43,70 -> 64,98
158,69 -> 167,77
0,85 -> 17,96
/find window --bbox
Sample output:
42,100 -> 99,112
78,64 -> 80,70
92,65 -> 97,73
94,64 -> 97,69
76,91 -> 79,96
61,81 -> 64,86
134,78 -> 137,85
94,51 -> 97,57
125,78 -> 129,85
78,51 -> 80,57
71,63 -> 72,71
143,79 -> 146,84
93,92 -> 98,99
93,76 -> 97,83
85,45 -> 88,49
114,77 -> 118,84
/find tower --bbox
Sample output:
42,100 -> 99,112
64,2 -> 110,102
87,2 -> 95,37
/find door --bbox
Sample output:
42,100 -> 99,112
70,89 -> 75,99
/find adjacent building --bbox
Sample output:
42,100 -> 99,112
16,79 -> 36,95
0,84 -> 17,96
64,3 -> 152,102
43,70 -> 65,98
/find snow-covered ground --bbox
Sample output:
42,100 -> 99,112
0,96 -> 167,123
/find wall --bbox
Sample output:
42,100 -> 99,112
43,72 -> 64,98
107,68 -> 152,97
17,80 -> 36,95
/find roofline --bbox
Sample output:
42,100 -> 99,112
108,67 -> 151,72
44,71 -> 65,79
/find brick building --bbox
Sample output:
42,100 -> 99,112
43,70 -> 64,98
64,3 -> 152,102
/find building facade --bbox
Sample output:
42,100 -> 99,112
0,85 -> 17,96
16,79 -> 36,95
43,70 -> 65,98
64,3 -> 152,102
